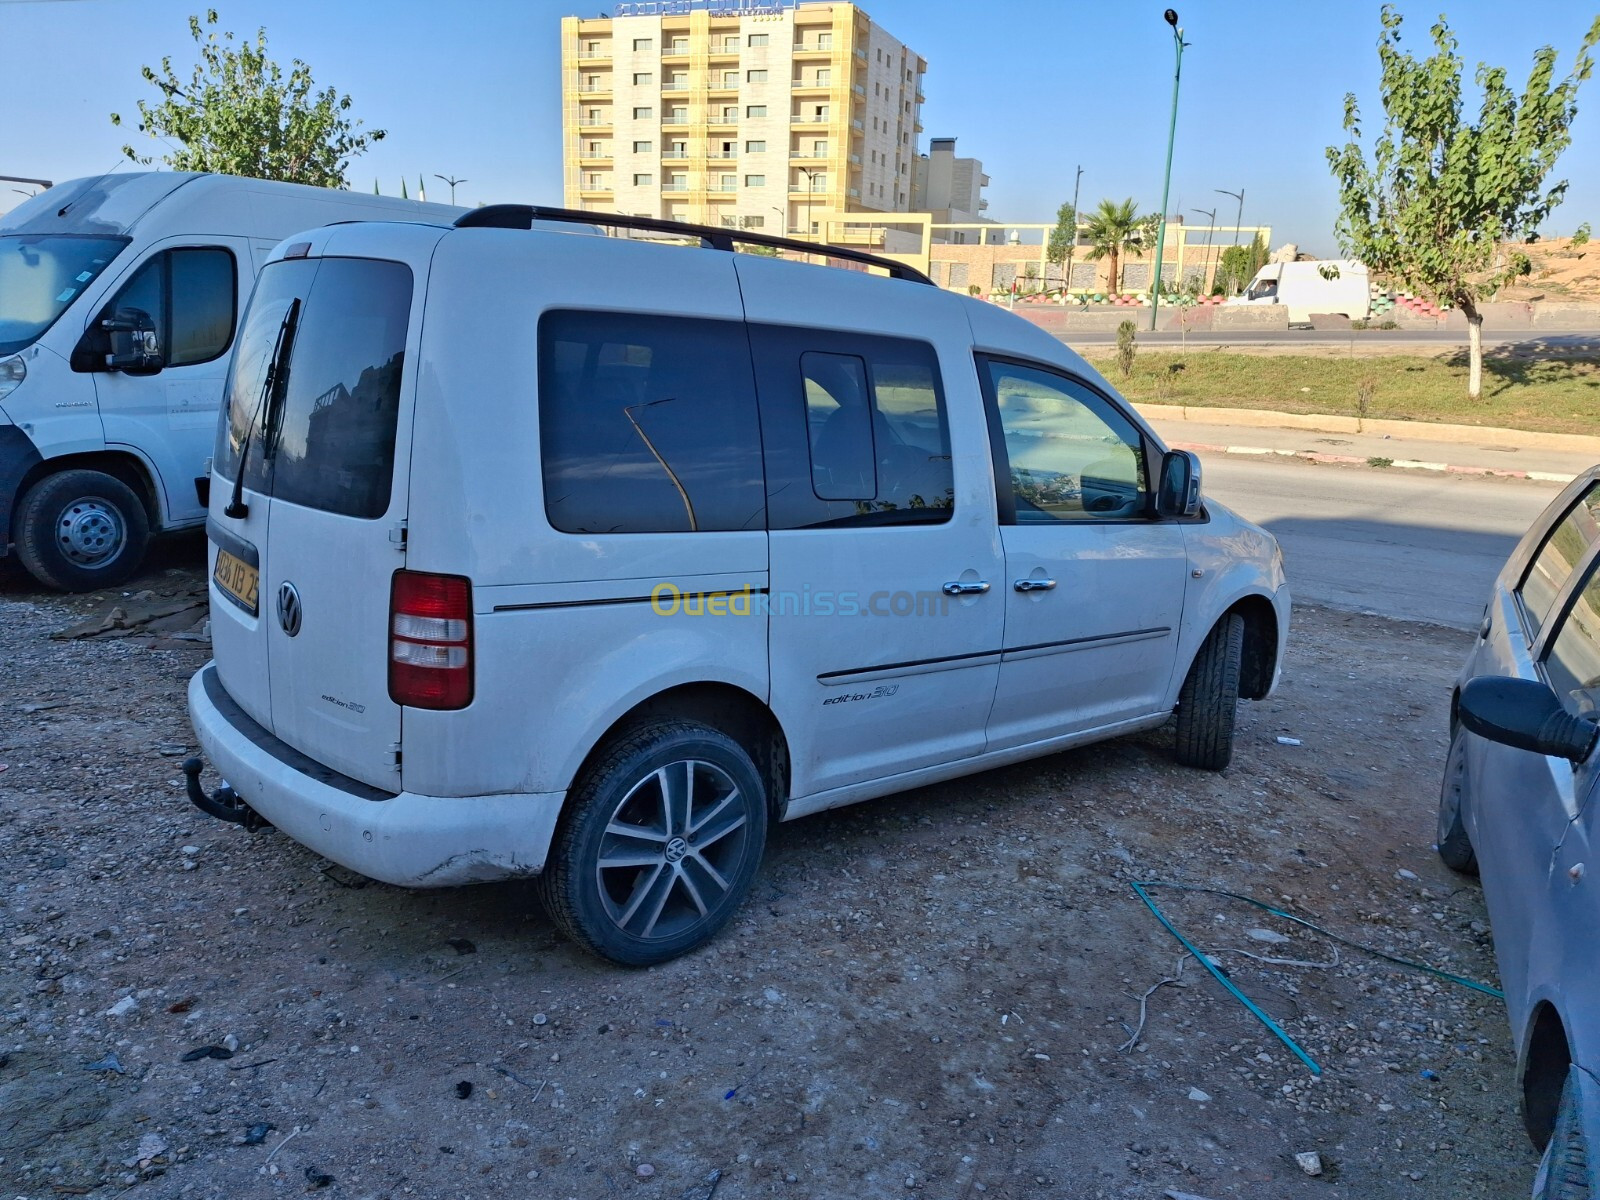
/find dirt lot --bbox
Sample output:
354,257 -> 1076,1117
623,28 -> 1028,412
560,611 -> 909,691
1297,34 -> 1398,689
1,546 -> 1538,1200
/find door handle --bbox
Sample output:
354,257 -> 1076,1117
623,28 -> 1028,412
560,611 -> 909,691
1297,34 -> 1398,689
1014,578 -> 1057,592
942,580 -> 991,596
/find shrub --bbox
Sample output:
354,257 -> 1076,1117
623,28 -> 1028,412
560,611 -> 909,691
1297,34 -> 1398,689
1115,320 -> 1138,379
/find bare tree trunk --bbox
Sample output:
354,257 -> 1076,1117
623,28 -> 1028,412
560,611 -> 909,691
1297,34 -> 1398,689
1109,248 -> 1120,297
1462,298 -> 1483,401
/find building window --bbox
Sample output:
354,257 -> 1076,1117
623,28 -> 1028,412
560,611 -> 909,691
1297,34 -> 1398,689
634,72 -> 653,85
667,107 -> 688,122
745,139 -> 766,152
746,105 -> 767,117
720,105 -> 739,121
633,173 -> 653,185
744,174 -> 765,187
722,35 -> 739,51
584,40 -> 604,55
818,32 -> 832,48
747,33 -> 768,46
633,140 -> 652,152
585,109 -> 603,123
816,68 -> 830,84
722,69 -> 739,85
720,174 -> 737,189
538,311 -> 766,535
633,106 -> 653,119
742,215 -> 765,229
665,72 -> 688,88
668,37 -> 688,51
812,139 -> 827,155
633,37 -> 652,50
747,69 -> 768,82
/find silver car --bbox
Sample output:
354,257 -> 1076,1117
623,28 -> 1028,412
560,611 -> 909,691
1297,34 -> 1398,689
1439,467 -> 1600,1199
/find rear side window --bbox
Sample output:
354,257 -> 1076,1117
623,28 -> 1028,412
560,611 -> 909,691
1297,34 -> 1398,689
538,311 -> 765,534
749,326 -> 953,529
1520,485 -> 1600,638
269,259 -> 413,519
1544,565 -> 1600,714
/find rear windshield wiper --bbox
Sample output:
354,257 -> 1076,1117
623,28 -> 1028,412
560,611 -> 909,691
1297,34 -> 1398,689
224,297 -> 301,520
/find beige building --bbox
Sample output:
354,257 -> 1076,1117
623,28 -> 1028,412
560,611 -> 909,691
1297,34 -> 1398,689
560,1 -> 927,234
910,137 -> 993,240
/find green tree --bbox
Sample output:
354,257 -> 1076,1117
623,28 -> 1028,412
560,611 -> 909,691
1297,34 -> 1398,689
1046,200 -> 1077,287
1216,233 -> 1269,297
1082,198 -> 1155,297
1326,6 -> 1600,400
111,9 -> 385,188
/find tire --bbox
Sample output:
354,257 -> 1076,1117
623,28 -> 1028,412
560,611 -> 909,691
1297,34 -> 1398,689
1174,612 -> 1244,771
536,721 -> 769,966
15,469 -> 151,592
1437,727 -> 1479,874
1536,1067 -> 1593,1200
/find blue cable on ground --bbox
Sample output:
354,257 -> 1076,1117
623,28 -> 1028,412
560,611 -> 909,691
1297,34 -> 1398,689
1128,880 -> 1505,1077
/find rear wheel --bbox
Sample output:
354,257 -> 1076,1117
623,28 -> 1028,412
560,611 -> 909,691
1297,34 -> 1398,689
536,721 -> 768,966
1174,612 -> 1244,771
1436,727 -> 1479,874
1536,1067 -> 1593,1200
15,469 -> 150,592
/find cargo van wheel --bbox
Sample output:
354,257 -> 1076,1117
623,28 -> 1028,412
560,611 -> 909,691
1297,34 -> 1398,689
536,721 -> 768,966
1174,612 -> 1244,771
15,470 -> 151,592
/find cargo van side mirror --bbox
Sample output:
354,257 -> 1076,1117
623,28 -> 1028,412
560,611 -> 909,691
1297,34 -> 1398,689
1157,449 -> 1202,518
1458,676 -> 1600,763
101,308 -> 163,375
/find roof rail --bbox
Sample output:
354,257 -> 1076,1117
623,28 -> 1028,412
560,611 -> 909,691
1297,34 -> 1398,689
454,204 -> 933,286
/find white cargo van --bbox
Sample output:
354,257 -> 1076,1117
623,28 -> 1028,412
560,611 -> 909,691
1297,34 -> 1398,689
0,172 -> 459,590
1230,259 -> 1371,325
185,208 -> 1291,966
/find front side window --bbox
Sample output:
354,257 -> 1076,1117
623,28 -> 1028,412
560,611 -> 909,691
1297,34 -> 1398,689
1520,485 -> 1600,638
73,246 -> 236,371
981,359 -> 1149,522
1545,564 -> 1600,717
0,234 -> 129,356
539,311 -> 765,534
750,326 -> 952,529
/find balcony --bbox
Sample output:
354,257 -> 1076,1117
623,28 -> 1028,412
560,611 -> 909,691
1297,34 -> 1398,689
661,150 -> 689,159
788,185 -> 829,193
791,114 -> 831,124
852,84 -> 865,96
579,152 -> 614,164
708,151 -> 738,159
662,82 -> 690,93
576,50 -> 612,64
662,183 -> 690,192
577,117 -> 613,128
791,79 -> 832,94
789,150 -> 830,159
579,186 -> 614,196
663,117 -> 691,126
852,119 -> 864,131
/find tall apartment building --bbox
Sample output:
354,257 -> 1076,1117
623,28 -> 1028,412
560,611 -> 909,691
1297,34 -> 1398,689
911,136 -> 992,241
560,1 -> 927,234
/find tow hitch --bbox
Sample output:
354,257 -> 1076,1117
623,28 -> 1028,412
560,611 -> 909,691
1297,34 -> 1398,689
182,758 -> 271,832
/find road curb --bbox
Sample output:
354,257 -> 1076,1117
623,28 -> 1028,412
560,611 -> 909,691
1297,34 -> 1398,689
1168,440 -> 1577,485
1139,403 -> 1600,454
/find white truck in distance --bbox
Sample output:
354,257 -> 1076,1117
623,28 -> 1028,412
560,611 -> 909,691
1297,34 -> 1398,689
0,172 -> 460,591
1229,259 -> 1371,325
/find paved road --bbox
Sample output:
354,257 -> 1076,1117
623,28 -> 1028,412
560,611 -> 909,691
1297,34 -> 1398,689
1203,456 -> 1563,628
1060,328 -> 1598,350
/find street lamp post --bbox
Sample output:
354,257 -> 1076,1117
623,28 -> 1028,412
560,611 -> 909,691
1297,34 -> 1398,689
798,166 -> 818,243
1063,163 -> 1083,299
1191,206 -> 1216,297
433,175 -> 468,205
1148,9 -> 1187,332
1215,186 -> 1245,294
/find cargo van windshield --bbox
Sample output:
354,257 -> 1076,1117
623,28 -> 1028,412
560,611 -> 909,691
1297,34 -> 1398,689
0,235 -> 129,355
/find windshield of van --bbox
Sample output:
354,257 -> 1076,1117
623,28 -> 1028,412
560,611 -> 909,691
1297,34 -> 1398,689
0,235 -> 129,355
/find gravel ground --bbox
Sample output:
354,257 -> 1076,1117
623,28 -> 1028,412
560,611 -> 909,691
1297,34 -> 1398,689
0,546 -> 1536,1200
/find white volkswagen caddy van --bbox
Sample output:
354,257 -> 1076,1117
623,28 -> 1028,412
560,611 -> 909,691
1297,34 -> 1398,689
185,207 -> 1290,966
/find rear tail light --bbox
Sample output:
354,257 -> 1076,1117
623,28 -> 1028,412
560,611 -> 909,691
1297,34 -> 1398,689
389,570 -> 474,710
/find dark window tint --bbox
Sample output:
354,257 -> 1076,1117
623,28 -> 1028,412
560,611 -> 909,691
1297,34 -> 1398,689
1545,565 -> 1600,716
1520,485 -> 1600,638
76,247 -> 236,370
268,258 -> 413,519
539,311 -> 765,534
749,326 -> 952,529
980,359 -> 1148,523
215,258 -> 316,491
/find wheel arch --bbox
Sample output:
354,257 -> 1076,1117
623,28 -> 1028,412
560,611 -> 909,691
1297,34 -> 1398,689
1229,593 -> 1279,701
14,450 -> 165,538
566,682 -> 792,826
1523,1000 -> 1573,1151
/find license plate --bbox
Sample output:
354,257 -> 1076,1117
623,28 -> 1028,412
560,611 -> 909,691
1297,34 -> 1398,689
213,548 -> 259,615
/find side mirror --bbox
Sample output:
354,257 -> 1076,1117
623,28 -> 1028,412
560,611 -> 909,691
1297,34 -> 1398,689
101,307 -> 163,374
1458,676 -> 1599,763
1157,449 -> 1202,517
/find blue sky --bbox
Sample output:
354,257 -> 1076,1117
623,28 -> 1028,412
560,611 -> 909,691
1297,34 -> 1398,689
3,0 -> 1598,252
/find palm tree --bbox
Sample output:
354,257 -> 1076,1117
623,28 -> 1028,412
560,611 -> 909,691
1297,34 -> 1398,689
1083,197 -> 1153,297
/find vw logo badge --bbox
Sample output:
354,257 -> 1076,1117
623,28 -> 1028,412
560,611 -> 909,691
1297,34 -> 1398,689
277,581 -> 303,637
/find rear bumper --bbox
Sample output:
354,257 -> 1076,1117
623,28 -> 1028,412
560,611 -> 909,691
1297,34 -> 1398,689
186,663 -> 564,887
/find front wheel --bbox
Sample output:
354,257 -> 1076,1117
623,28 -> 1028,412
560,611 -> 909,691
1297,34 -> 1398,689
1174,613 -> 1244,771
1436,727 -> 1479,874
1536,1067 -> 1593,1200
15,469 -> 150,592
536,721 -> 769,966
